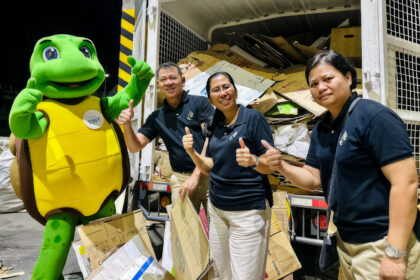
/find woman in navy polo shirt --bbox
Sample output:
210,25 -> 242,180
262,50 -> 420,280
182,72 -> 274,280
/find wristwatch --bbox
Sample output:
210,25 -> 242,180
384,243 -> 407,259
250,155 -> 258,168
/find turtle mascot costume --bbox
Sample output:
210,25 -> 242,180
8,34 -> 154,279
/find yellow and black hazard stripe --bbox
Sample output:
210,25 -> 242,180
118,9 -> 136,92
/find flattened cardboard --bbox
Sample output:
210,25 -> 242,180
72,240 -> 92,279
272,191 -> 290,240
272,69 -> 308,94
270,36 -> 306,64
265,212 -> 301,279
168,196 -> 212,280
278,90 -> 327,117
250,88 -> 279,114
86,235 -> 173,280
77,209 -> 155,270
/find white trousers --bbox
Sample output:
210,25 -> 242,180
208,201 -> 271,280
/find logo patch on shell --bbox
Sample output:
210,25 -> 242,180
83,110 -> 104,129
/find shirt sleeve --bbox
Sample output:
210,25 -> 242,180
195,97 -> 215,123
250,110 -> 274,156
305,126 -> 320,169
363,109 -> 413,167
138,113 -> 158,141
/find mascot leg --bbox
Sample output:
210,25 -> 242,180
32,199 -> 115,279
82,198 -> 116,224
32,213 -> 78,280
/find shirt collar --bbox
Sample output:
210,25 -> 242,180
162,90 -> 189,112
319,92 -> 358,130
215,104 -> 245,130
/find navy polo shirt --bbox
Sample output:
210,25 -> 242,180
306,92 -> 413,243
207,105 -> 274,211
139,91 -> 214,173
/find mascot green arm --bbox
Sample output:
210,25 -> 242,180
9,78 -> 48,139
102,56 -> 154,121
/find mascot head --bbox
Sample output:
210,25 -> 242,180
29,34 -> 105,99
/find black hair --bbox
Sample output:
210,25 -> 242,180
305,50 -> 357,90
156,62 -> 183,79
203,72 -> 237,137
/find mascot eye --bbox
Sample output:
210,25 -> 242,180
42,46 -> 59,61
80,46 -> 92,58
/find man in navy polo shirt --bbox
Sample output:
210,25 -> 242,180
116,62 -> 214,213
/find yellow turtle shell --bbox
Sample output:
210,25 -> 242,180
12,96 -> 129,225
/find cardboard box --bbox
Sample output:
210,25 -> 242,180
72,240 -> 92,279
265,212 -> 301,279
77,209 -> 155,270
168,196 -> 212,280
272,67 -> 309,95
330,27 -> 362,66
86,235 -> 174,280
272,191 -> 290,240
250,88 -> 279,114
278,89 -> 328,117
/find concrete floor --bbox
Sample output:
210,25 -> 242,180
0,211 -> 81,280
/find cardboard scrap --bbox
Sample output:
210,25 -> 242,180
86,235 -> 173,280
265,211 -> 301,280
278,90 -> 327,117
168,196 -> 212,280
250,88 -> 279,114
272,68 -> 308,94
0,260 -> 24,279
77,209 -> 155,271
72,240 -> 92,279
270,36 -> 306,64
272,191 -> 290,240
292,41 -> 321,59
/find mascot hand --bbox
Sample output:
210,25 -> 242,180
13,78 -> 43,114
125,57 -> 154,105
127,56 -> 155,80
9,77 -> 47,139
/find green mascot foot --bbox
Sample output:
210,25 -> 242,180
31,213 -> 78,280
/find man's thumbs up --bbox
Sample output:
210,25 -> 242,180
115,99 -> 135,126
183,127 -> 194,152
128,98 -> 134,114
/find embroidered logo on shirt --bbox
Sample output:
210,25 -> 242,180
339,131 -> 348,146
187,111 -> 194,120
229,131 -> 238,141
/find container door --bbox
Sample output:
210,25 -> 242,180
363,0 -> 420,182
